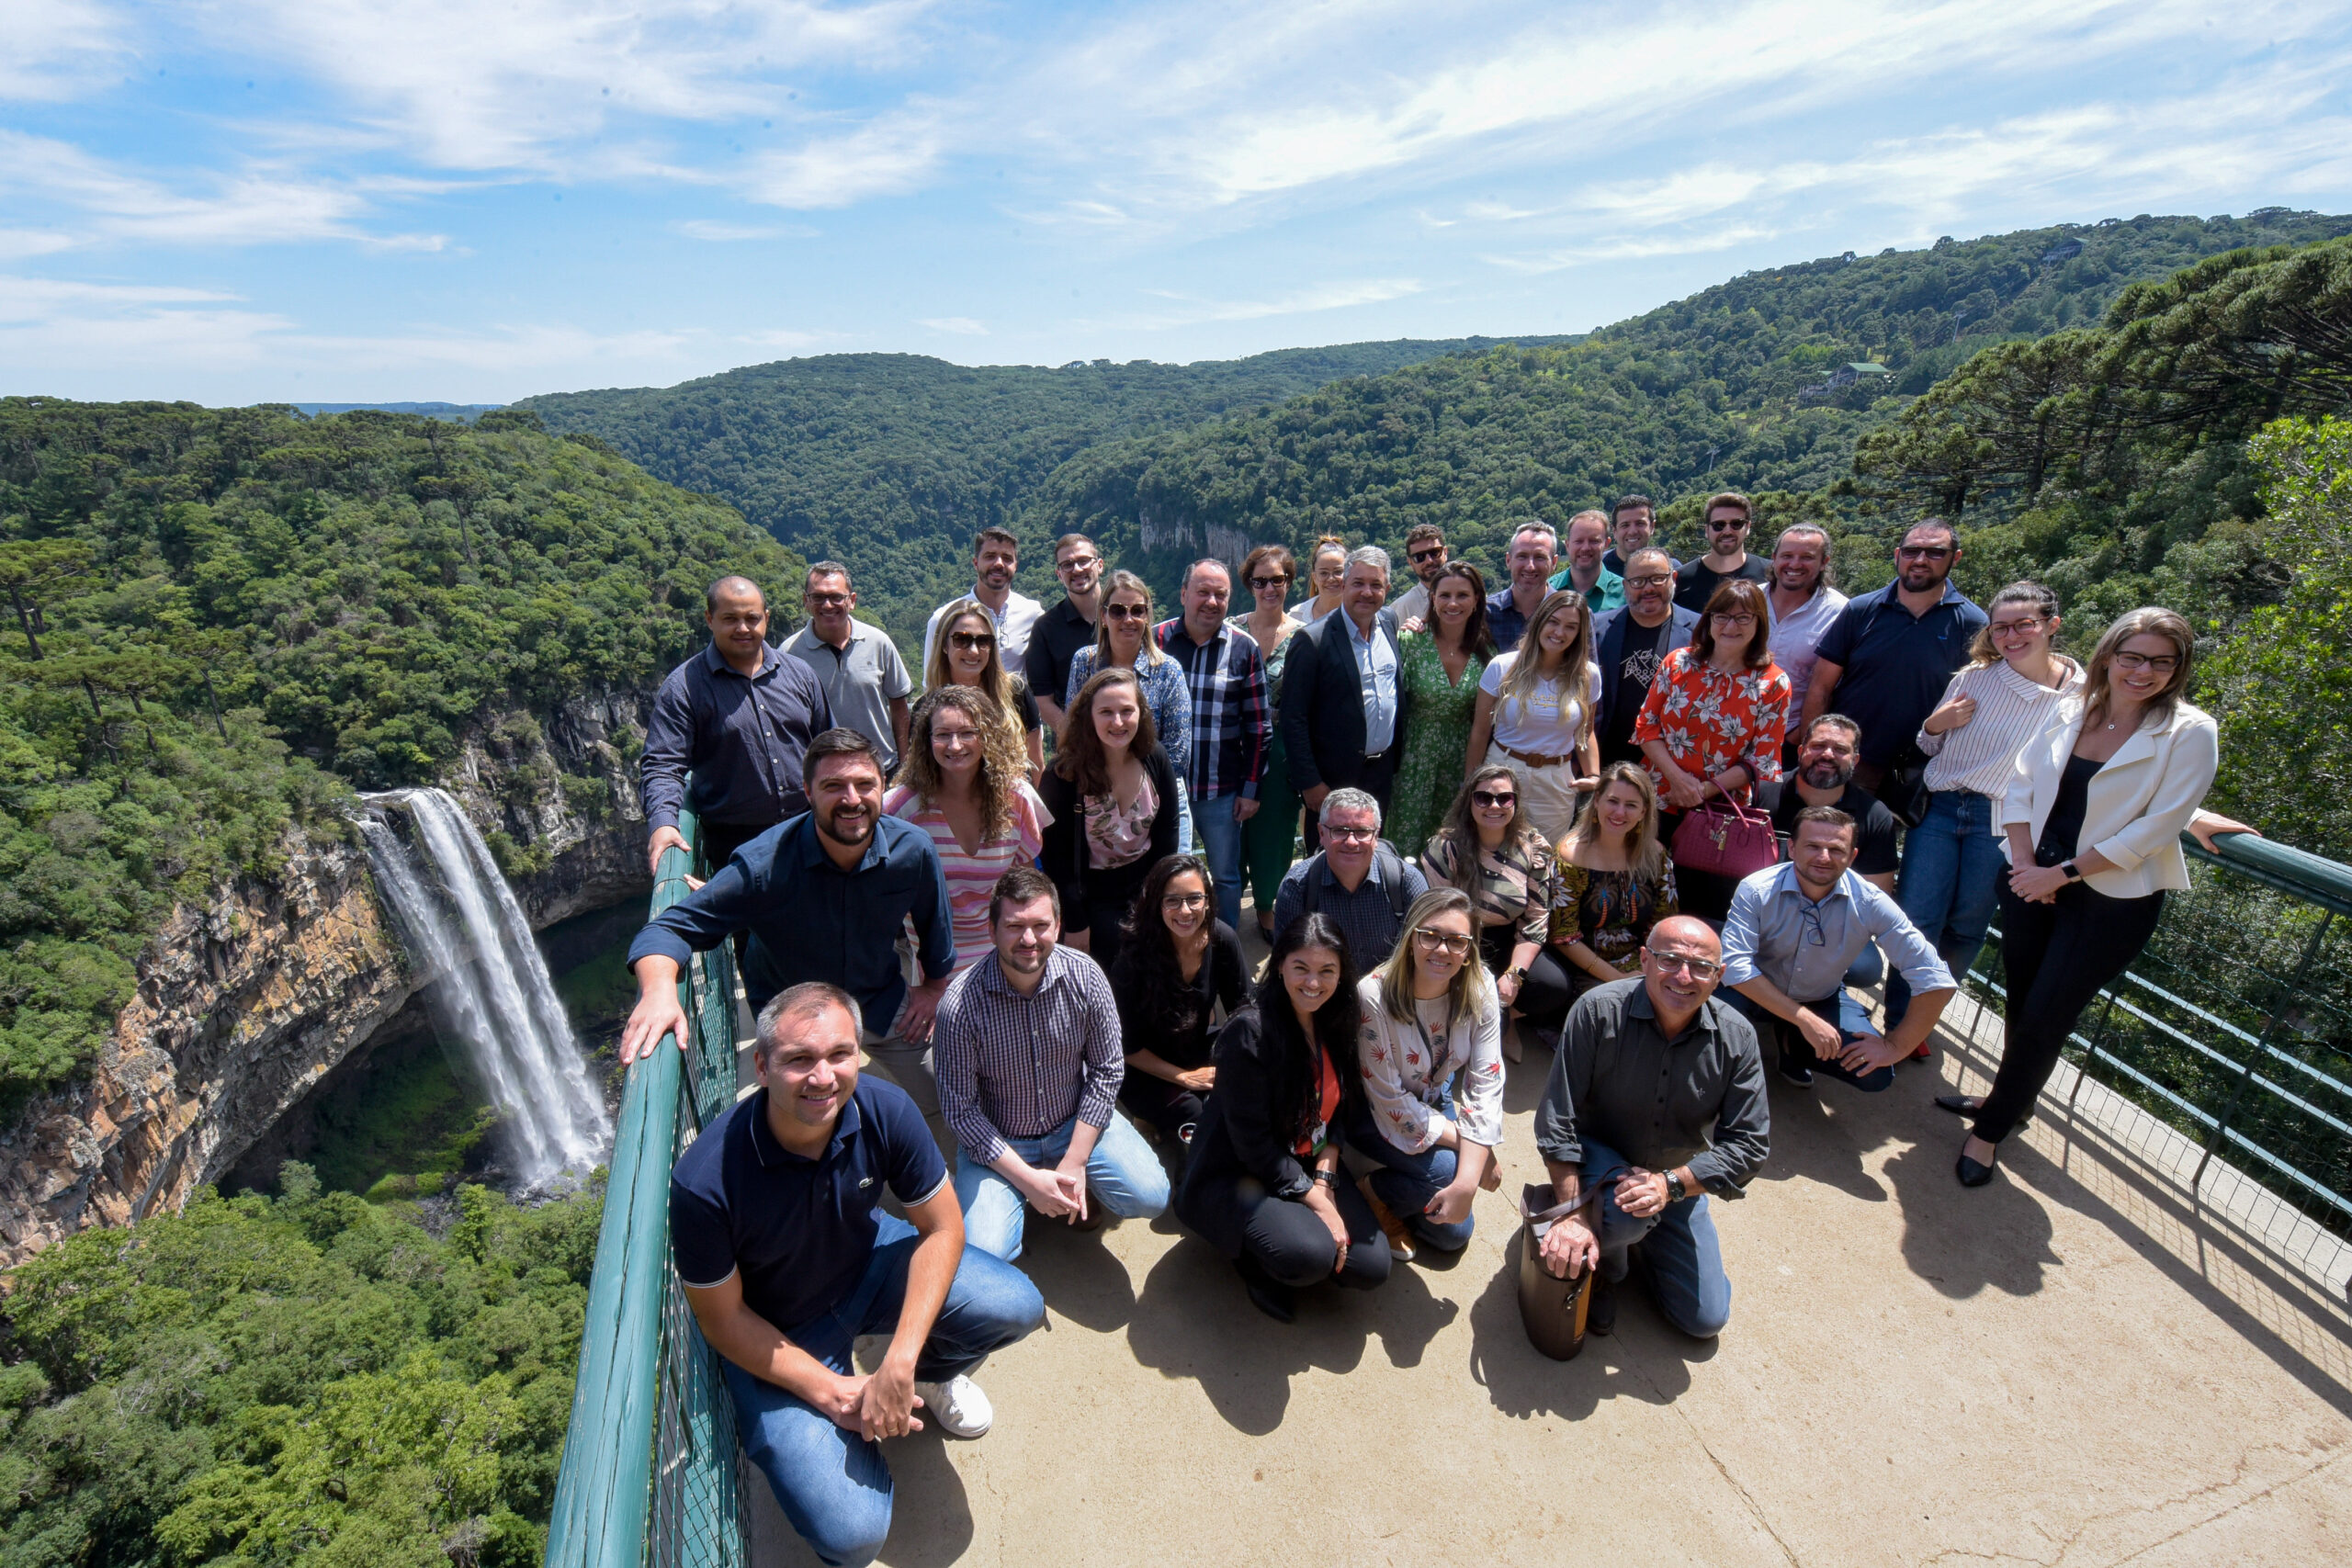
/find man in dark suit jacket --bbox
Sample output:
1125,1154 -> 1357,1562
1590,548 -> 1701,769
1279,546 -> 1411,834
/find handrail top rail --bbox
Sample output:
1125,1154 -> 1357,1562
2187,829 -> 2352,918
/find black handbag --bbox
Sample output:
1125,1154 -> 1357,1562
1878,741 -> 1932,829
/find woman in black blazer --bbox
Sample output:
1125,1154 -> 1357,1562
1038,665 -> 1182,976
1176,912 -> 1392,1322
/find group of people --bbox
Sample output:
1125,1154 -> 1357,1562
626,503 -> 2237,1567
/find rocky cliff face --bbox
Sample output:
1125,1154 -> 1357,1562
0,687 -> 655,1266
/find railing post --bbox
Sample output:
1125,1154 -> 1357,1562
2188,908 -> 2335,1197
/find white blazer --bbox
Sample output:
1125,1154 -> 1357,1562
2000,697 -> 2218,898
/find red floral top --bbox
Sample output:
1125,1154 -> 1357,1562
1631,648 -> 1791,806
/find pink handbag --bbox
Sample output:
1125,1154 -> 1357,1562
1669,798 -> 1780,881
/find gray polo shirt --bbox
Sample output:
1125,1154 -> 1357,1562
782,621 -> 913,773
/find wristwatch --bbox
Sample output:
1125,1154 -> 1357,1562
1665,1170 -> 1688,1203
1505,964 -> 1529,983
2061,861 -> 2085,881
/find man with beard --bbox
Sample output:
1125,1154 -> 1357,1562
1756,716 -> 1900,891
1546,509 -> 1625,614
1485,522 -> 1561,652
1802,519 -> 1988,793
922,527 -> 1044,677
1589,547 -> 1700,768
1763,525 -> 1848,769
1389,522 -> 1450,626
622,730 -> 958,1100
1023,532 -> 1104,734
1673,492 -> 1773,612
1602,493 -> 1669,578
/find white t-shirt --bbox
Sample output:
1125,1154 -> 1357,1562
1479,651 -> 1600,757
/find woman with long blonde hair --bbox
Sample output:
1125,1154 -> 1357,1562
886,685 -> 1051,972
1550,761 -> 1679,998
1466,588 -> 1600,845
924,595 -> 1045,776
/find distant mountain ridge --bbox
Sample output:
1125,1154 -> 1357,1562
292,401 -> 503,421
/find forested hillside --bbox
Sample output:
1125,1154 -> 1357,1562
0,401 -> 797,1110
1022,211 -> 2351,581
517,338 -> 1568,649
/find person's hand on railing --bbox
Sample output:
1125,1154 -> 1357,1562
619,956 -> 690,1064
2188,809 -> 2260,855
648,825 -> 690,875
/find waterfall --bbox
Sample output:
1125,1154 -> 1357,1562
360,788 -> 611,1190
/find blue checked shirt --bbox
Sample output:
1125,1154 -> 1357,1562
1154,616 -> 1269,799
932,946 -> 1125,1166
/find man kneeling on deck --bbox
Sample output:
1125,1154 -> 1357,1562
672,982 -> 1045,1568
1532,917 -> 1770,1339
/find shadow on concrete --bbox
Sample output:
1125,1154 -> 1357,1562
1015,1213 -> 1140,1332
1464,1228 -> 1709,1420
743,1416 -> 976,1568
1758,1074 -> 1903,1206
1501,1041 -> 1555,1118
1884,1129 -> 2063,1301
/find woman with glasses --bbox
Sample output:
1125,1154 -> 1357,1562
1884,581 -> 2081,1029
1466,589 -> 1600,847
1633,578 -> 1792,919
1347,888 -> 1505,1261
886,686 -> 1053,972
1943,608 -> 2218,1187
924,597 -> 1046,778
1229,545 -> 1306,942
1065,570 -> 1194,853
1176,913 -> 1390,1322
1293,535 -> 1349,625
1039,666 -> 1182,975
1420,763 -> 1574,1061
1107,854 -> 1246,1146
1552,761 -> 1680,998
1387,562 -> 1496,858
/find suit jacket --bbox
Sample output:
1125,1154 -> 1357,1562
1591,604 -> 1701,736
2000,698 -> 2218,897
1277,606 -> 1409,796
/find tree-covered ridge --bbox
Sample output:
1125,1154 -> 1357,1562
1,400 -> 798,1107
0,1171 -> 600,1568
516,338 -> 1571,649
1019,211 -> 2352,582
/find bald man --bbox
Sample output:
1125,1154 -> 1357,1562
1531,915 -> 1769,1341
643,575 -> 834,874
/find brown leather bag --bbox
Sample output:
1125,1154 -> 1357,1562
1516,1183 -> 1591,1360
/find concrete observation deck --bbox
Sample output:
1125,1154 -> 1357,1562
741,916 -> 2352,1566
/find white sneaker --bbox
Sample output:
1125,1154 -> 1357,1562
911,1374 -> 993,1438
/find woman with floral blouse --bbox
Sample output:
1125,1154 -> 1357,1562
1551,761 -> 1679,997
1419,763 -> 1573,1061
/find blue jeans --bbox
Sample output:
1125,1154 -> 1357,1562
718,1213 -> 1045,1567
1190,791 -> 1245,931
1343,1095 -> 1476,1252
1728,987 -> 1895,1091
1176,788 -> 1194,856
1887,789 -> 2005,1025
954,1111 -> 1170,1261
1579,1137 -> 1732,1338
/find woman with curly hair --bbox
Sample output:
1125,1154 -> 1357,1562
924,595 -> 1046,777
886,685 -> 1052,972
1107,853 -> 1247,1145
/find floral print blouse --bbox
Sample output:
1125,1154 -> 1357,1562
1630,647 -> 1791,805
1549,858 -> 1680,975
1420,828 -> 1556,949
1354,976 -> 1506,1155
1083,773 -> 1159,870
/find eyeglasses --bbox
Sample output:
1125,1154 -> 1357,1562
1408,547 -> 1446,564
1645,948 -> 1724,979
1710,612 -> 1758,627
807,592 -> 852,608
1324,824 -> 1378,843
2113,651 -> 2180,673
1160,892 -> 1210,913
1471,789 -> 1517,809
1990,618 -> 2045,638
1897,544 -> 1954,559
1102,603 -> 1150,621
1313,564 -> 1345,581
1412,927 -> 1476,957
948,632 -> 995,651
1056,556 -> 1101,574
1628,572 -> 1674,590
1247,575 -> 1291,591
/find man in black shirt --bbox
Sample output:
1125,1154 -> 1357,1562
1023,532 -> 1103,733
1592,548 -> 1699,766
1674,491 -> 1773,612
1602,492 -> 1671,577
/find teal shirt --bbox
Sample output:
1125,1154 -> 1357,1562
1548,564 -> 1625,614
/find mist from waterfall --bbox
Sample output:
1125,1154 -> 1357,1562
360,788 -> 611,1190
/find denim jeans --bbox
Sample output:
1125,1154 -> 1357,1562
1727,987 -> 1896,1091
1190,790 -> 1245,931
954,1111 -> 1170,1261
718,1213 -> 1046,1568
1176,788 -> 1194,856
1579,1136 -> 1733,1338
1887,789 -> 2006,1024
1342,1095 -> 1476,1252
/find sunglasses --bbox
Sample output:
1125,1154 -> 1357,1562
948,632 -> 995,652
1471,789 -> 1517,809
807,592 -> 852,608
1408,547 -> 1446,564
1248,575 -> 1291,590
1897,544 -> 1954,559
1102,603 -> 1150,620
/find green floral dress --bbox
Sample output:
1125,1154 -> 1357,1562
1388,632 -> 1487,858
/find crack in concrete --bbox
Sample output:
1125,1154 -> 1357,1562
1638,1341 -> 1803,1566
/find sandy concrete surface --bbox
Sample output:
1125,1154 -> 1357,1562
745,944 -> 2352,1567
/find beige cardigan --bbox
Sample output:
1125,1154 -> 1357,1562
2000,698 -> 2219,898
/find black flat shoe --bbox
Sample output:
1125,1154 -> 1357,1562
1933,1094 -> 1983,1116
1586,1273 -> 1617,1337
1955,1139 -> 1999,1188
1244,1279 -> 1295,1324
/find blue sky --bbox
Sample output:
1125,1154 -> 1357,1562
5,0 -> 2350,405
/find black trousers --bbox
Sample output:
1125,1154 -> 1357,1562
1227,1174 -> 1392,1292
1119,1076 -> 1207,1143
1478,925 -> 1573,1033
1073,860 -> 1157,976
1976,881 -> 2166,1143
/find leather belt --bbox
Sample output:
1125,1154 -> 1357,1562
1498,743 -> 1574,770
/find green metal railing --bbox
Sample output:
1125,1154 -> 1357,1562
548,808 -> 752,1568
1970,830 -> 2352,1298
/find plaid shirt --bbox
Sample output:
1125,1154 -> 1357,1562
1154,616 -> 1269,799
933,945 -> 1125,1166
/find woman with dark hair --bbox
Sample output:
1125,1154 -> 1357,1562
1038,667 -> 1182,974
1065,570 -> 1194,852
1466,588 -> 1600,847
1176,913 -> 1392,1322
1106,854 -> 1246,1145
1388,560 -> 1496,858
886,686 -> 1052,972
1230,544 -> 1306,941
1551,761 -> 1679,997
925,596 -> 1046,777
1348,887 -> 1505,1260
1419,762 -> 1573,1060
1633,576 -> 1791,919
1946,607 -> 2218,1187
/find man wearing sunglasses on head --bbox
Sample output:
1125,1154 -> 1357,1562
1532,915 -> 1768,1341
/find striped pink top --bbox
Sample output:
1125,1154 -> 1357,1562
885,783 -> 1052,971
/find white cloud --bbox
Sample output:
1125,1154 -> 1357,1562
0,1 -> 123,102
674,219 -> 815,241
0,230 -> 77,261
744,115 -> 944,208
918,316 -> 987,333
1116,276 -> 1425,330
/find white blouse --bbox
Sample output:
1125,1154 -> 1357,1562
1917,656 -> 2085,797
1354,976 -> 1506,1155
1479,652 -> 1601,758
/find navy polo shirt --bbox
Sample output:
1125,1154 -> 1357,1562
671,1079 -> 948,1333
1813,581 -> 1989,766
